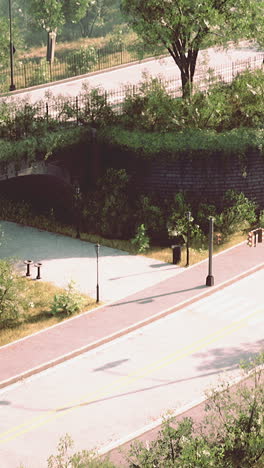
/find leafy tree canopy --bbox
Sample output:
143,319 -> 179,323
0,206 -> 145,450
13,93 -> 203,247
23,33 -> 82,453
121,0 -> 264,97
28,0 -> 92,33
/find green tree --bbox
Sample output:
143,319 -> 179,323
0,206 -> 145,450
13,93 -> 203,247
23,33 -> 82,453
78,0 -> 114,38
27,0 -> 92,59
121,0 -> 264,97
0,18 -> 10,69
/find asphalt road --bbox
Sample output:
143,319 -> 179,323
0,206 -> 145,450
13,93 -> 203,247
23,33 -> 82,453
2,42 -> 263,105
1,268 -> 263,468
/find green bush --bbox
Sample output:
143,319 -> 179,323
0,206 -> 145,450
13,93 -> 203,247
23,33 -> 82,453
126,353 -> 264,468
167,192 -> 204,245
196,202 -> 218,234
228,69 -> 264,129
0,126 -> 89,167
49,281 -> 85,316
67,46 -> 98,75
47,434 -> 115,468
78,87 -> 115,127
92,168 -> 132,239
119,68 -> 264,132
134,195 -> 165,241
122,76 -> 177,132
131,224 -> 150,253
28,59 -> 51,87
215,190 -> 257,236
0,259 -> 31,328
98,126 -> 264,161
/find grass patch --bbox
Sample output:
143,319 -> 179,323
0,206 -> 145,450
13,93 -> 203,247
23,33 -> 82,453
0,278 -> 98,347
146,231 -> 247,266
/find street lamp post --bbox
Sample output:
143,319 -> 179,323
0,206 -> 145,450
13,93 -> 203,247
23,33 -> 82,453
206,216 -> 214,286
8,0 -> 16,91
186,211 -> 191,267
94,243 -> 100,303
74,183 -> 81,239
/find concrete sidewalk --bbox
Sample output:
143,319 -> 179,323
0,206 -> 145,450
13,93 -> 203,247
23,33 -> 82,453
0,222 -> 263,389
0,221 -> 185,302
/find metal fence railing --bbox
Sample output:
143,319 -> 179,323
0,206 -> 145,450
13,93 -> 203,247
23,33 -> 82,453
1,54 -> 263,126
0,43 -> 157,94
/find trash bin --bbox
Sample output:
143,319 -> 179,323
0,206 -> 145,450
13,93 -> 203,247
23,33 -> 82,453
171,245 -> 181,264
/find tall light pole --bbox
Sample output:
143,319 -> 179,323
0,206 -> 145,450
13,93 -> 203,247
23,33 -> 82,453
74,183 -> 81,239
94,243 -> 100,303
8,0 -> 16,91
206,216 -> 214,286
186,211 -> 191,267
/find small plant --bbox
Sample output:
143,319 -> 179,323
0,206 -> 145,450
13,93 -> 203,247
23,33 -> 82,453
47,434 -> 115,468
131,224 -> 150,253
49,281 -> 85,316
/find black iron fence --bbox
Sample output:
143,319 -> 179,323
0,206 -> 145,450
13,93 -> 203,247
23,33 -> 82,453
0,43 -> 156,94
1,54 -> 263,125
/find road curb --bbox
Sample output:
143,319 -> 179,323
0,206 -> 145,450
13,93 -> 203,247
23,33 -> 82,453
99,364 -> 264,458
1,261 -> 263,390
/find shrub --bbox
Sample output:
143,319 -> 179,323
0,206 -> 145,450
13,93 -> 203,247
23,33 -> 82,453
49,281 -> 85,316
131,224 -> 150,253
167,192 -> 203,245
196,203 -> 218,234
258,210 -> 264,228
47,434 -> 115,468
228,69 -> 264,129
134,195 -> 165,242
67,46 -> 98,76
0,259 -> 31,328
94,168 -> 132,239
97,126 -> 264,161
122,75 -> 178,131
28,59 -> 51,87
78,87 -> 115,127
215,190 -> 257,236
126,353 -> 264,467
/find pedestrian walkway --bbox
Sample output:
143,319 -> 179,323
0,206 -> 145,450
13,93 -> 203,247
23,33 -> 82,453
0,221 -> 185,302
0,220 -> 263,389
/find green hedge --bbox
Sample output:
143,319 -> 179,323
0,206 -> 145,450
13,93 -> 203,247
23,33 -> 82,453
97,127 -> 264,161
0,126 -> 90,165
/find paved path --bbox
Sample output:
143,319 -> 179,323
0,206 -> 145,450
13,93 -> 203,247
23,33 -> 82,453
0,220 -> 263,389
1,265 -> 264,468
0,221 -> 184,302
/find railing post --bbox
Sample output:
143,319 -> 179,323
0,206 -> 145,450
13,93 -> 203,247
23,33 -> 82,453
76,96 -> 79,125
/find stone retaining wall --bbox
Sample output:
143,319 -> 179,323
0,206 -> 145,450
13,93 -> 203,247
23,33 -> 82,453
132,150 -> 264,207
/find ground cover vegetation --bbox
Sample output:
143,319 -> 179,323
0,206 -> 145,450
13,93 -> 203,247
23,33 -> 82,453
0,69 -> 263,256
21,353 -> 264,467
0,257 -> 97,346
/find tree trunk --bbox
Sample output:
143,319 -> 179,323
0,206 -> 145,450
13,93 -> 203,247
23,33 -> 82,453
168,45 -> 199,98
46,30 -> 57,62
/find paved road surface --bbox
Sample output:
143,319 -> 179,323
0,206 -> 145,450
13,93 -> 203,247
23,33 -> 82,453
0,268 -> 263,468
2,42 -> 262,104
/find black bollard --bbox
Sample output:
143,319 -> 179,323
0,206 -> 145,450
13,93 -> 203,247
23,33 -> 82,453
35,262 -> 42,280
24,260 -> 33,277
